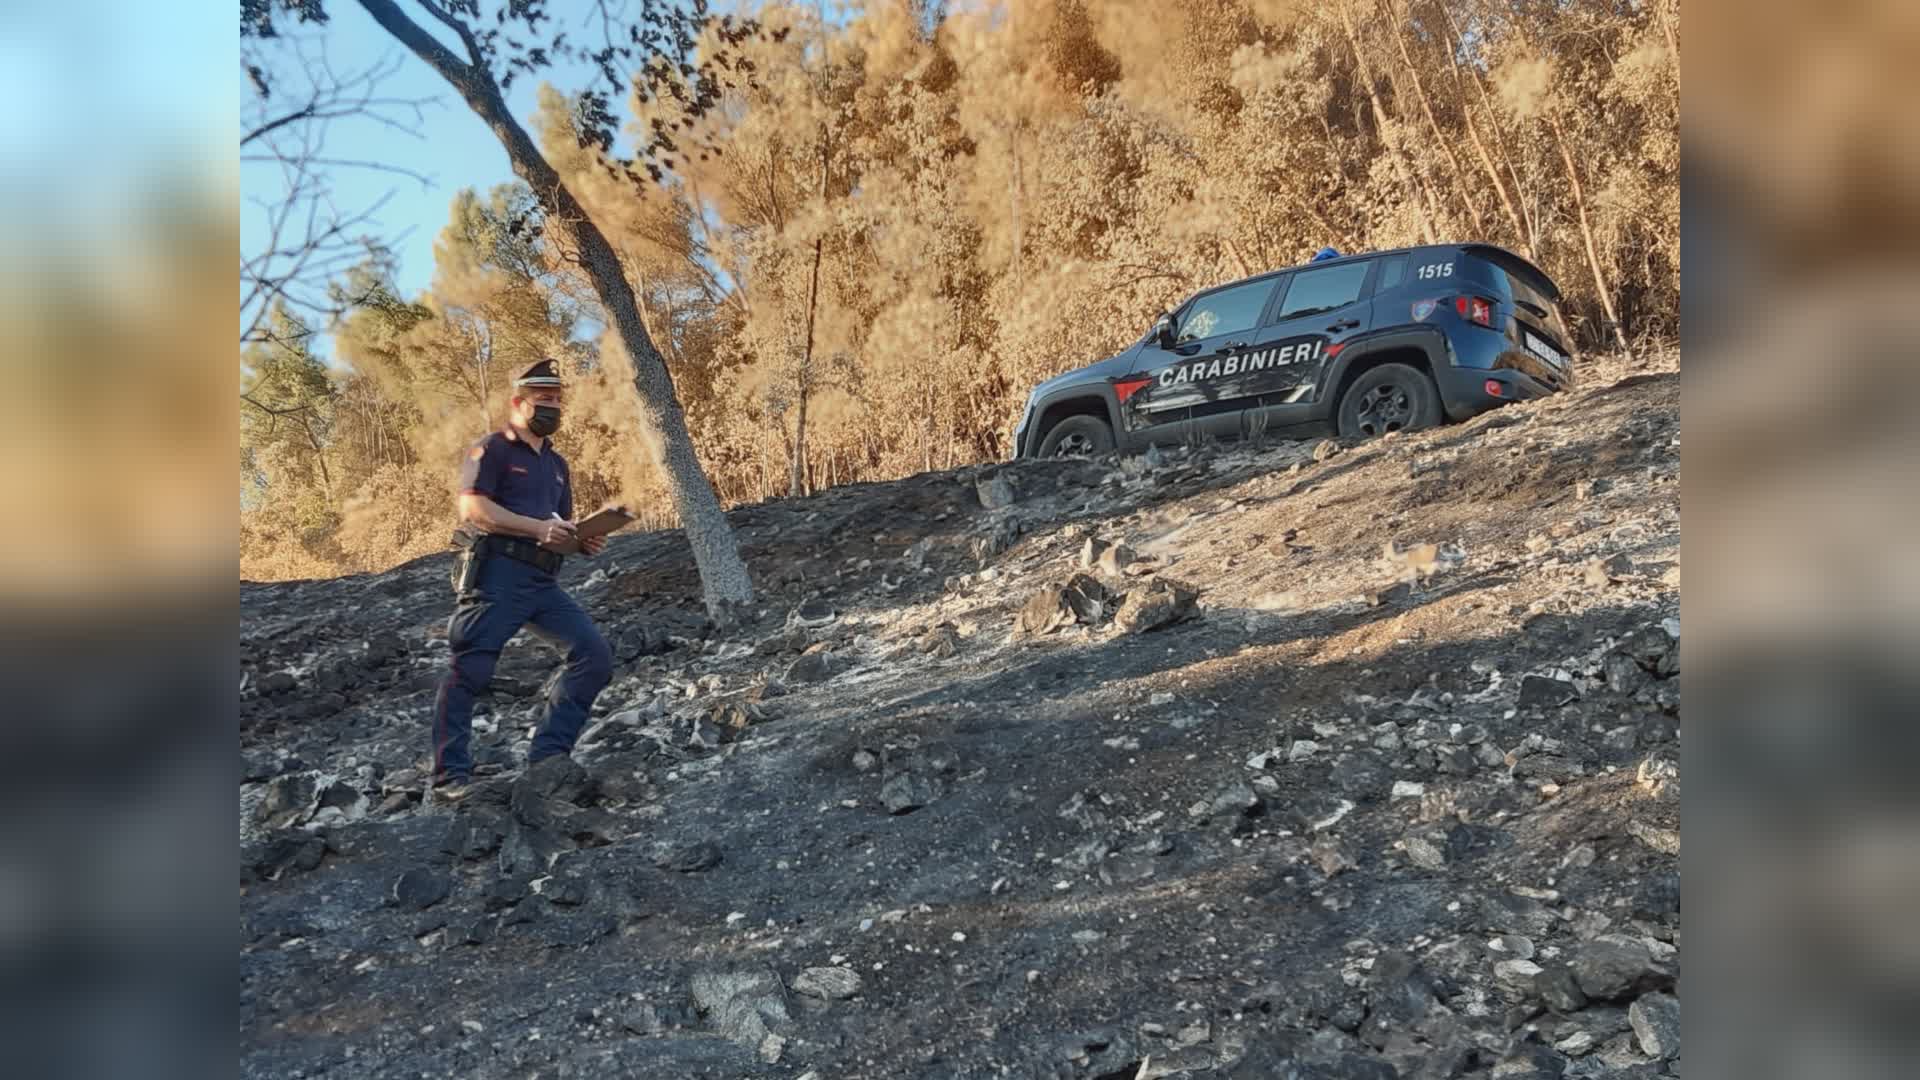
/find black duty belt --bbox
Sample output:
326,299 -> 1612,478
465,533 -> 564,575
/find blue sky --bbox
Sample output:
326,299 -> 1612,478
240,3 -> 629,318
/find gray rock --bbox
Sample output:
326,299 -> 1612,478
1518,675 -> 1577,709
241,751 -> 279,784
785,650 -> 836,685
880,770 -> 942,814
1436,745 -> 1477,775
1403,833 -> 1448,871
1063,833 -> 1117,871
543,876 -> 587,907
655,841 -> 722,873
1628,992 -> 1680,1059
620,1003 -> 663,1036
254,771 -> 323,830
483,876 -> 530,911
1330,756 -> 1394,802
1533,965 -> 1588,1013
498,820 -> 572,878
392,868 -> 451,911
612,623 -> 669,661
1115,578 -> 1199,633
1620,627 -> 1679,679
973,516 -> 1023,564
1482,892 -> 1556,936
1493,1042 -> 1568,1078
1360,951 -> 1436,1051
1602,652 -> 1647,695
1019,584 -> 1075,636
1208,780 -> 1263,818
1573,935 -> 1667,1001
1584,552 -> 1635,588
689,968 -> 791,1059
1099,853 -> 1159,885
1057,1029 -> 1140,1076
246,831 -> 326,881
1601,725 -> 1641,754
517,754 -> 591,803
975,469 -> 1018,509
1079,536 -> 1110,569
1062,573 -> 1109,623
790,598 -> 836,627
443,810 -> 507,861
687,716 -> 724,750
791,966 -> 863,1001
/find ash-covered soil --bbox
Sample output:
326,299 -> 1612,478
241,353 -> 1680,1079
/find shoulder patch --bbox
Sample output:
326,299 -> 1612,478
470,446 -> 486,460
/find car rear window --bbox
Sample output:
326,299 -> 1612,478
1375,254 -> 1408,292
1463,246 -> 1562,324
1493,266 -> 1558,322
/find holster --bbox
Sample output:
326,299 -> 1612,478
449,530 -> 484,598
451,549 -> 483,597
447,530 -> 562,597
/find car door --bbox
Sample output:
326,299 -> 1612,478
1242,258 -> 1377,430
1122,275 -> 1282,443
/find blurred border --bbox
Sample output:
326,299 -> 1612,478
0,0 -> 1915,1074
0,1 -> 236,1077
1688,1 -> 1920,1078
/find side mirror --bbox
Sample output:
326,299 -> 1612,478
1152,314 -> 1175,348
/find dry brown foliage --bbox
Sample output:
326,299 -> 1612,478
242,0 -> 1678,581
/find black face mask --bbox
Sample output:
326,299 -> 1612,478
527,405 -> 562,437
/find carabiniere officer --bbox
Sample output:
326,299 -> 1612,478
430,359 -> 612,802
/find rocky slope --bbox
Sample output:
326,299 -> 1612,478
241,352 -> 1680,1079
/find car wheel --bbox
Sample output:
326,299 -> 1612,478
1037,414 -> 1115,458
1336,363 -> 1442,439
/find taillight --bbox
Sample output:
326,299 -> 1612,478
1454,295 -> 1496,327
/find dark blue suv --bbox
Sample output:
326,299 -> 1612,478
1012,243 -> 1573,458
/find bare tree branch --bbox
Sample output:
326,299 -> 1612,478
240,34 -> 438,345
415,0 -> 485,69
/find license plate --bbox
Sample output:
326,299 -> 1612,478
1524,331 -> 1566,368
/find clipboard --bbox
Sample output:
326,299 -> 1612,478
572,504 -> 636,540
542,504 -> 636,555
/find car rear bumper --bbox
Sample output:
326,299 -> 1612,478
1433,363 -> 1561,423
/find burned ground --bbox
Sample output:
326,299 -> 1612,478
241,353 -> 1680,1079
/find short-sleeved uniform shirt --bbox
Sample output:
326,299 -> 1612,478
457,428 -> 572,537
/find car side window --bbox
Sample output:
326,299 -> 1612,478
1273,261 -> 1371,322
1375,254 -> 1408,292
1175,279 -> 1277,343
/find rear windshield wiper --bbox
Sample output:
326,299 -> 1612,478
1515,298 -> 1550,320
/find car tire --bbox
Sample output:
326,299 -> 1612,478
1336,363 -> 1443,439
1037,414 -> 1115,458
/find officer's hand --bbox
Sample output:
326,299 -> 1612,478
538,518 -> 577,546
580,535 -> 607,557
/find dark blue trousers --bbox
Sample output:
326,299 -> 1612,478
432,555 -> 612,781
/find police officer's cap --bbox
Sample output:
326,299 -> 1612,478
513,359 -> 564,389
